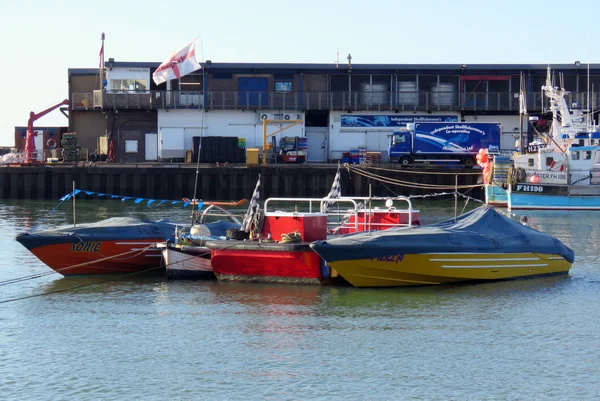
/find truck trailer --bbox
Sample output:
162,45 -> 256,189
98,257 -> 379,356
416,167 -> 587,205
388,122 -> 501,167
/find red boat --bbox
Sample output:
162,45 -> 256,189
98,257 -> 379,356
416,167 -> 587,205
206,196 -> 419,284
15,217 -> 179,275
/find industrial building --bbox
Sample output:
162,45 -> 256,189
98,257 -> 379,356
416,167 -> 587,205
66,59 -> 600,163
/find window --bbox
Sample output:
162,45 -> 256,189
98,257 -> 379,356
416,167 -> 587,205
125,140 -> 138,153
109,79 -> 147,91
572,151 -> 580,160
393,134 -> 406,144
545,157 -> 554,167
584,151 -> 592,160
275,81 -> 292,92
179,74 -> 203,92
528,158 -> 534,167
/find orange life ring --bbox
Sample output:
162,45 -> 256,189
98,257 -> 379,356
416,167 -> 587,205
47,138 -> 57,149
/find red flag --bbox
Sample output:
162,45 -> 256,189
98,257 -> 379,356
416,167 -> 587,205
99,42 -> 104,69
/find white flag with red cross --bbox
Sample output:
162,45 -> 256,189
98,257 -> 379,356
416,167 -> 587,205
153,38 -> 201,85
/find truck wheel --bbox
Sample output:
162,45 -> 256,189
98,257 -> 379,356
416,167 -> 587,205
462,157 -> 475,168
399,156 -> 412,166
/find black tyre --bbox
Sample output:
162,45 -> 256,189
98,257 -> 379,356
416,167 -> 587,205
399,156 -> 412,166
462,157 -> 475,168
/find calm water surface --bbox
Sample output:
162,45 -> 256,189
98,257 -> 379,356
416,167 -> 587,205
0,199 -> 599,400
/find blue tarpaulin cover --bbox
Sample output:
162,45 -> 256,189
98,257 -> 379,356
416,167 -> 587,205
311,206 -> 574,263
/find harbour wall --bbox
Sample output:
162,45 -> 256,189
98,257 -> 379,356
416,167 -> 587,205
0,164 -> 482,201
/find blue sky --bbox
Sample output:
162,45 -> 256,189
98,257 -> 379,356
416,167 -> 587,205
0,0 -> 597,146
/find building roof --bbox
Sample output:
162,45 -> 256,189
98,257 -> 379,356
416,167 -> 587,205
68,68 -> 102,75
101,60 -> 600,74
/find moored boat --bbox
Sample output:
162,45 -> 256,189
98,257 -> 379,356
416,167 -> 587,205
207,195 -> 418,285
159,242 -> 214,280
486,67 -> 600,210
160,216 -> 240,280
15,217 -> 180,275
310,206 -> 574,287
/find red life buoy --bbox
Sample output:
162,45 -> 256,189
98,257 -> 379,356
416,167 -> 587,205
47,138 -> 57,149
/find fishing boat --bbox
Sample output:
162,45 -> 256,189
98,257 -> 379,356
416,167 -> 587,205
159,205 -> 241,280
16,217 -> 180,275
206,195 -> 419,285
309,206 -> 574,287
486,66 -> 600,210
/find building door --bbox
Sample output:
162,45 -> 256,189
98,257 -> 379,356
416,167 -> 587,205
306,127 -> 328,162
238,77 -> 268,107
145,133 -> 158,161
34,130 -> 44,161
159,128 -> 185,159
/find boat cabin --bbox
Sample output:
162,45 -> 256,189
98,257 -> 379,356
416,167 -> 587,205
260,196 -> 418,242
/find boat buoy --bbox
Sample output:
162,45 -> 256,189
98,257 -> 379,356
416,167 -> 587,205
530,174 -> 540,184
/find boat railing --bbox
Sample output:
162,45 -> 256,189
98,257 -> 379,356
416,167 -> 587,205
263,196 -> 414,232
197,204 -> 243,225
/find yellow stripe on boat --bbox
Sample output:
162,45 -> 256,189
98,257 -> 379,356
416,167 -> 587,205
327,252 -> 571,287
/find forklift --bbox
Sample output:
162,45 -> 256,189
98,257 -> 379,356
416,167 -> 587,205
276,136 -> 306,164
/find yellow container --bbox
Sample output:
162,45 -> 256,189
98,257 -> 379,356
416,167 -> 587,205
246,148 -> 259,165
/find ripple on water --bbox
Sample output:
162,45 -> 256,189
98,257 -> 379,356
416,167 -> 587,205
1,200 -> 599,400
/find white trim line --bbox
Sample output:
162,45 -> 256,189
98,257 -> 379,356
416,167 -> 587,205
441,263 -> 549,269
115,242 -> 157,245
430,257 -> 540,262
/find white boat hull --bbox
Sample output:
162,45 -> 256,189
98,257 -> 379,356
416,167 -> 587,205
161,246 -> 214,280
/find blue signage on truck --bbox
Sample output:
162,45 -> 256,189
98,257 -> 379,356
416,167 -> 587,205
389,122 -> 501,166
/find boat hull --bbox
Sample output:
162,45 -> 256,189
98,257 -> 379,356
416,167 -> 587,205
324,252 -> 571,287
508,191 -> 600,210
16,236 -> 164,275
162,245 -> 214,280
484,184 -> 508,208
207,241 -> 324,285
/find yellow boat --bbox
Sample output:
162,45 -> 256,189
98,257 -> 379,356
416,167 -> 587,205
310,206 -> 574,288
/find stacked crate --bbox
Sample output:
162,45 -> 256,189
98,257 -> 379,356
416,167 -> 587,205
358,146 -> 367,164
61,132 -> 79,162
366,152 -> 382,164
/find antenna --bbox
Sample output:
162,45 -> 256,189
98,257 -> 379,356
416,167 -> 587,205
335,50 -> 339,68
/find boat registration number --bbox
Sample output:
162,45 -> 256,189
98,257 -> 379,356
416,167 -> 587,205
70,241 -> 102,252
515,184 -> 544,193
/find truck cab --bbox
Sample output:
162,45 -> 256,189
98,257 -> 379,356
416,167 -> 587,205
389,131 -> 413,165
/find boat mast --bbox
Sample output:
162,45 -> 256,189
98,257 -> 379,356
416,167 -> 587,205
190,37 -> 205,227
519,72 -> 527,154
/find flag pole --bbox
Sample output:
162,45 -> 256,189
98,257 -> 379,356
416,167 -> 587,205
99,32 -> 105,91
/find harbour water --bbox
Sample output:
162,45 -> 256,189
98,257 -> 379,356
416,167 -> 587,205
1,199 -> 599,400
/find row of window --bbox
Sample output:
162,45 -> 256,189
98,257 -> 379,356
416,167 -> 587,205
108,79 -> 293,92
110,79 -> 147,91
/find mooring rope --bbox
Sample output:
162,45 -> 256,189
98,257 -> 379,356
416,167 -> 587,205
0,246 -> 154,287
359,164 -> 484,175
346,164 -> 484,190
0,247 -> 211,304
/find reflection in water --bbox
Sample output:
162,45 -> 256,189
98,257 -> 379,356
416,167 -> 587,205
2,199 -> 600,400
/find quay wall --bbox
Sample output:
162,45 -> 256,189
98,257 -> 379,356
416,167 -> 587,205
0,164 -> 482,201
